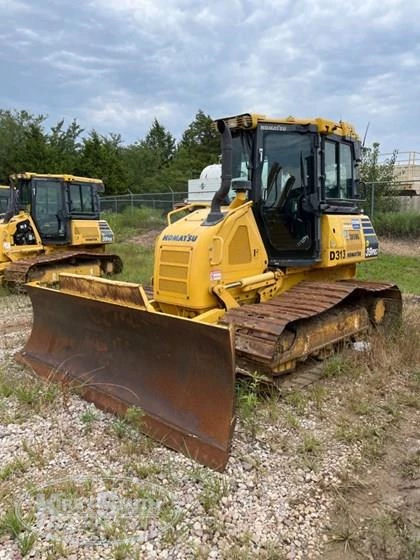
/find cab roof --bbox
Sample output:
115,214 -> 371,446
214,112 -> 359,140
10,172 -> 103,184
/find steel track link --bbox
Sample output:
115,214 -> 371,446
221,279 -> 402,380
4,251 -> 123,288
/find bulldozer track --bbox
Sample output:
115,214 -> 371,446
221,280 -> 402,381
4,251 -> 123,289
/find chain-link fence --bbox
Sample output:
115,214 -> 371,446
100,184 -> 420,217
100,191 -> 189,214
364,180 -> 420,217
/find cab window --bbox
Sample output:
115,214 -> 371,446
70,183 -> 95,214
325,141 -> 354,199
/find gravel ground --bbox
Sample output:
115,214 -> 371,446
0,295 -> 418,559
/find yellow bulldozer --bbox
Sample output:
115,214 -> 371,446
0,172 -> 122,290
18,114 -> 401,470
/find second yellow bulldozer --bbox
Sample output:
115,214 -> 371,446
18,114 -> 401,470
0,172 -> 122,290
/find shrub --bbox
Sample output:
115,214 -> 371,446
373,211 -> 420,238
102,207 -> 165,241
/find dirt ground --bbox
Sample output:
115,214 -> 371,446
129,229 -> 163,248
379,238 -> 419,257
324,409 -> 420,559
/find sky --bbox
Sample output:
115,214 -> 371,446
0,0 -> 419,154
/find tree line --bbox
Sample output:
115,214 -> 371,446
0,109 -> 220,194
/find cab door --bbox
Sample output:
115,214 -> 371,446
256,128 -> 319,266
32,179 -> 69,244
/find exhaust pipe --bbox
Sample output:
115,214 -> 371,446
204,120 -> 232,225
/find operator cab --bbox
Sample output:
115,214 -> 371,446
10,173 -> 104,245
222,113 -> 361,267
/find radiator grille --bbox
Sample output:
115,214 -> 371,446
158,249 -> 190,296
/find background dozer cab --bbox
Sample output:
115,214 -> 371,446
19,114 -> 401,470
0,185 -> 9,222
0,172 -> 122,289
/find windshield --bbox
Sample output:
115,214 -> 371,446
260,132 -> 314,207
231,129 -> 315,205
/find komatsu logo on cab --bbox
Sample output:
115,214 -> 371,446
162,234 -> 198,242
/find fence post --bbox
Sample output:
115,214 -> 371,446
370,183 -> 375,218
168,186 -> 174,209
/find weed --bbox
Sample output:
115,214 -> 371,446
308,384 -> 328,409
112,542 -> 134,560
329,522 -> 359,553
0,367 -> 59,411
283,390 -> 308,415
80,409 -> 98,431
160,507 -> 187,545
0,457 -> 28,481
48,539 -> 70,557
125,405 -> 145,426
124,461 -> 161,479
22,440 -> 47,467
235,376 -> 265,436
335,417 -> 365,445
401,451 -> 420,479
283,410 -> 300,430
198,475 -> 229,513
297,433 -> 323,456
17,531 -> 36,556
267,433 -> 291,453
112,418 -> 129,439
0,506 -> 34,539
322,354 -> 356,378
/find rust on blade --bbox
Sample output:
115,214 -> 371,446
221,280 -> 402,377
18,281 -> 236,471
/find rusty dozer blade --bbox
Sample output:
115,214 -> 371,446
17,275 -> 235,471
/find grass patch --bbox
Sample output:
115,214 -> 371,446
111,242 -> 154,284
0,367 -> 60,412
0,506 -> 36,556
103,207 -> 165,243
357,254 -> 420,294
373,211 -> 420,239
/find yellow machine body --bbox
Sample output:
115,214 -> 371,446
154,202 -> 377,317
19,114 -> 401,471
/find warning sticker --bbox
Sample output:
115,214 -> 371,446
210,270 -> 222,281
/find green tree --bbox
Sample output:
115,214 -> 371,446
47,119 -> 83,173
0,110 -> 48,180
77,131 -> 127,194
360,143 -> 399,214
124,119 -> 176,192
165,110 -> 220,191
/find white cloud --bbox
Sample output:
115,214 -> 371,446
0,0 -> 419,151
82,90 -> 186,137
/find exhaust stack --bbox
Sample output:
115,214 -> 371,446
204,120 -> 232,225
